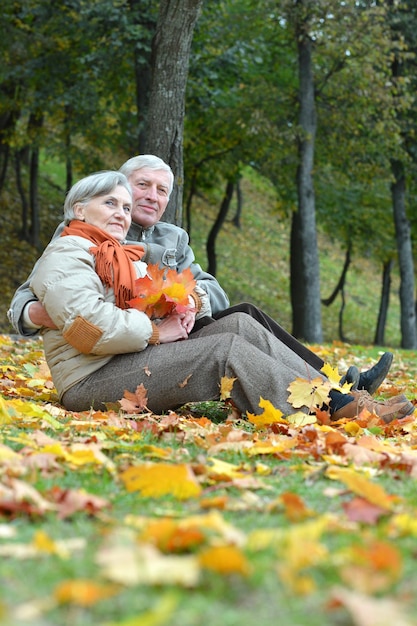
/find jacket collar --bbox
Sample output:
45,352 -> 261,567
127,222 -> 155,241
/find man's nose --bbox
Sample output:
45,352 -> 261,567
145,185 -> 158,201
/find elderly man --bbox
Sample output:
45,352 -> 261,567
8,154 -> 392,394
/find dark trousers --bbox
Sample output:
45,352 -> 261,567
192,302 -> 324,372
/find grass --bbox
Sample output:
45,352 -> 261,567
1,335 -> 417,625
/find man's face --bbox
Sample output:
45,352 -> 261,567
128,167 -> 171,228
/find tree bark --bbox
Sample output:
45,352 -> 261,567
232,178 -> 243,228
374,259 -> 393,346
391,159 -> 417,348
15,150 -> 30,241
290,0 -> 323,343
29,147 -> 40,249
144,0 -> 203,225
207,179 -> 234,276
128,0 -> 155,154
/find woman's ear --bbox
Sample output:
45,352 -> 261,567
73,203 -> 85,221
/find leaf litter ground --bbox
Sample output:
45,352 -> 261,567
1,335 -> 417,626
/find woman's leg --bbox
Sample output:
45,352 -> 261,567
62,313 -> 323,414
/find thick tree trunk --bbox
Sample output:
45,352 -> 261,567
290,1 -> 323,343
128,0 -> 155,154
144,0 -> 203,226
391,159 -> 417,348
374,259 -> 393,346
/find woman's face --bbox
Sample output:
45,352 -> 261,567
74,185 -> 132,241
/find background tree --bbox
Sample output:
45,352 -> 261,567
144,0 -> 204,225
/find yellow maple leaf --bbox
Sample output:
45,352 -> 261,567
219,376 -> 236,400
321,363 -> 354,393
246,397 -> 286,428
198,545 -> 250,576
120,463 -> 202,500
287,377 -> 331,410
325,466 -> 395,510
54,579 -> 119,606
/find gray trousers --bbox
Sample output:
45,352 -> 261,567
62,313 -> 324,415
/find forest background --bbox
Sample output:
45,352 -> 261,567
1,0 -> 417,350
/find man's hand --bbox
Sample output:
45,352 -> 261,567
28,302 -> 57,329
157,315 -> 189,343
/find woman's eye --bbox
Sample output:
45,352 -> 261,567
123,206 -> 131,213
105,200 -> 115,206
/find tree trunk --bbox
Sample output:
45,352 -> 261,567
232,177 -> 243,228
321,245 -> 351,307
128,0 -> 155,153
207,179 -> 234,276
30,147 -> 40,249
374,259 -> 393,346
144,0 -> 203,226
290,1 -> 323,343
391,159 -> 417,348
15,150 -> 30,241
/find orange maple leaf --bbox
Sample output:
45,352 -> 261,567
119,384 -> 148,413
128,264 -> 196,319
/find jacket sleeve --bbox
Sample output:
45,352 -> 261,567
30,238 -> 154,355
7,222 -> 66,337
173,229 -> 230,315
7,279 -> 40,337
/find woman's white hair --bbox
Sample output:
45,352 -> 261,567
64,171 -> 132,223
119,154 -> 174,197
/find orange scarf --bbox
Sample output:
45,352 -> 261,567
61,221 -> 145,309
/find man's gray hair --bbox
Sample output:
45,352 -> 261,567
119,154 -> 174,196
63,171 -> 132,223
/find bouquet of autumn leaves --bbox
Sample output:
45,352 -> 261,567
127,263 -> 197,319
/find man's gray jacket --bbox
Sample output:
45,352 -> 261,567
8,220 -> 230,336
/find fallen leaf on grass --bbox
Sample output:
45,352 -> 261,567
119,384 -> 149,413
97,540 -> 200,587
325,466 -> 397,511
198,544 -> 250,576
54,578 -> 119,606
48,486 -> 111,519
120,463 -> 202,499
280,491 -> 315,522
0,537 -> 85,559
330,586 -> 414,626
287,377 -> 331,410
339,540 -> 402,593
247,397 -> 286,428
343,497 -> 389,524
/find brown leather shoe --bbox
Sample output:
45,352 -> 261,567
383,393 -> 408,405
331,390 -> 414,423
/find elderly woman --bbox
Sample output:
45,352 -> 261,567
29,171 -> 413,423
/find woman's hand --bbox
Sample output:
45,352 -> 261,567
156,315 -> 189,343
